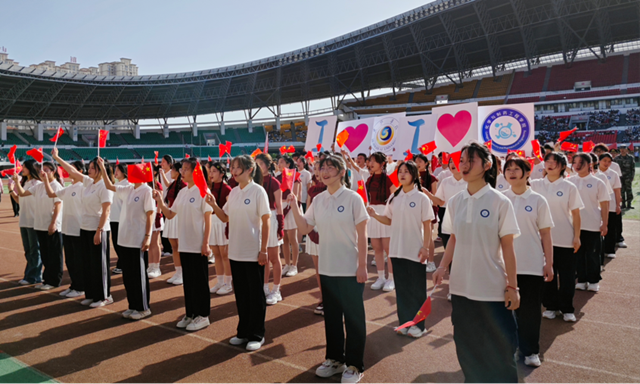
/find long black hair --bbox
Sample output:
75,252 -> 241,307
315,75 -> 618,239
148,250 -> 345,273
42,161 -> 62,185
20,159 -> 42,187
544,152 -> 568,178
114,163 -> 127,180
319,154 -> 351,189
232,155 -> 263,185
89,157 -> 113,183
413,153 -> 433,192
164,162 -> 185,205
366,151 -> 389,202
255,153 -> 276,177
503,157 -> 531,179
209,161 -> 229,184
297,156 -> 310,171
181,157 -> 208,185
388,161 -> 423,204
460,142 -> 498,188
71,160 -> 86,174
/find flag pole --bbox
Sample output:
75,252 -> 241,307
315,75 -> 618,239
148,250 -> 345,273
54,126 -> 61,148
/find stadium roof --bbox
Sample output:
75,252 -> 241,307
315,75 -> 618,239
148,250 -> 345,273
1,0 -> 639,122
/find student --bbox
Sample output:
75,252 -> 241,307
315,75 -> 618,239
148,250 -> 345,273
305,159 -> 327,315
254,154 -> 284,304
154,158 -> 212,331
530,155 -> 546,180
495,156 -> 511,192
367,161 -> 434,339
9,160 -> 42,285
110,163 -> 131,275
99,158 -> 154,320
52,161 -> 86,298
530,152 -> 583,322
13,162 -> 64,290
344,152 -> 370,194
277,156 -> 301,277
567,153 -> 609,293
206,155 -> 271,351
593,143 -> 622,177
503,157 -> 554,368
296,156 -> 313,212
164,163 -> 187,285
433,142 -> 520,383
208,161 -> 233,295
159,155 -> 175,256
433,153 -> 449,179
147,170 -> 164,279
288,153 -> 369,384
599,153 -> 622,259
52,148 -> 114,307
366,152 -> 395,291
430,158 -> 467,251
413,154 -> 438,273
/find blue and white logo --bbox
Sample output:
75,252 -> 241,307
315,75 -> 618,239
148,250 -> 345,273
607,176 -> 611,180
337,205 -> 345,212
189,197 -> 196,203
480,209 -> 490,218
481,108 -> 531,153
409,202 -> 416,208
134,196 -> 140,202
557,191 -> 564,197
587,184 -> 593,188
525,205 -> 533,212
71,192 -> 76,197
498,184 -> 504,189
244,199 -> 251,205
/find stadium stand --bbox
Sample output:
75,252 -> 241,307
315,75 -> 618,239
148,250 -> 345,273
135,147 -> 188,160
476,74 -> 513,98
547,55 -> 624,91
509,68 -> 547,95
3,133 -> 26,145
628,53 -> 640,84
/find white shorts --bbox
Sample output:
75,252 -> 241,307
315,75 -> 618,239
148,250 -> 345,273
305,231 -> 319,256
209,214 -> 228,246
283,202 -> 297,230
162,214 -> 179,239
267,210 -> 284,248
367,204 -> 391,239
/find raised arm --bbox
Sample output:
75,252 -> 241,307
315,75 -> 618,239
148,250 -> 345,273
153,190 -> 177,220
11,173 -> 32,197
366,205 -> 391,226
287,193 -> 314,235
204,193 -> 228,222
97,157 -> 116,192
51,147 -> 84,183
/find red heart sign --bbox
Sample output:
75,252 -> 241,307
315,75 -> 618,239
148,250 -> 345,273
437,110 -> 472,147
343,124 -> 369,152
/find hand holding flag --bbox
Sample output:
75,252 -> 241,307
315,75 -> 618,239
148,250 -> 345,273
50,127 -> 65,146
531,140 -> 543,161
192,161 -> 209,198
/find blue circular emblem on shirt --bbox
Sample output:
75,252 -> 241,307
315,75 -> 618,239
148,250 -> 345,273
71,192 -> 76,197
189,197 -> 196,203
134,196 -> 140,202
244,199 -> 251,205
409,202 -> 416,208
557,191 -> 564,197
587,184 -> 592,188
498,184 -> 504,189
480,209 -> 490,218
337,205 -> 345,212
525,205 -> 533,212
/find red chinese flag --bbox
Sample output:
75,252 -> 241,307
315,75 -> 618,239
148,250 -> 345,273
431,155 -> 439,172
531,140 -> 543,161
208,155 -> 212,162
316,143 -> 322,152
154,151 -> 159,165
507,149 -> 525,157
441,152 -> 450,166
26,147 -> 44,163
57,166 -> 69,179
279,146 -> 287,155
395,296 -> 432,332
336,130 -> 350,148
526,157 -> 535,170
219,143 -> 228,157
629,143 -> 635,152
484,140 -> 492,151
116,158 -> 120,165
127,163 -> 154,183
98,130 -> 108,148
389,167 -> 400,188
49,127 -> 65,142
419,141 -> 437,155
280,168 -> 294,192
286,145 -> 295,154
356,180 -> 368,204
450,151 -> 461,172
558,127 -> 578,142
582,141 -> 595,153
1,161 -> 21,177
185,154 -> 190,158
192,161 -> 208,198
560,142 -> 579,152
7,145 -> 17,164
305,151 -> 314,163
404,149 -> 413,162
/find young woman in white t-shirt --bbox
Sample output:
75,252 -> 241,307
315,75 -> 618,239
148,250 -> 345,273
155,158 -> 213,332
368,161 -> 435,339
433,142 -> 520,383
52,148 -> 114,308
599,153 -> 622,259
110,163 -> 130,275
503,157 -> 554,368
205,155 -> 271,352
147,167 -> 164,279
13,162 -> 64,290
495,156 -> 511,193
305,159 -> 327,315
429,158 -> 466,251
99,158 -> 154,320
288,153 -> 369,384
277,156 -> 301,277
207,161 -> 233,295
163,163 -> 187,286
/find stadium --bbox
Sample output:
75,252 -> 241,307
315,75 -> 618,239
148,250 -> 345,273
1,0 -> 639,382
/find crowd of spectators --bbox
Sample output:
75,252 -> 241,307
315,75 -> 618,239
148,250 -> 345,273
626,109 -> 640,125
587,110 -> 620,129
535,115 -> 572,131
267,130 -> 290,142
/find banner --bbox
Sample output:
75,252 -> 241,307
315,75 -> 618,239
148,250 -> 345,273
371,113 -> 405,157
335,117 -> 374,155
433,102 -> 478,154
305,115 -> 338,153
478,103 -> 535,155
392,114 -> 435,160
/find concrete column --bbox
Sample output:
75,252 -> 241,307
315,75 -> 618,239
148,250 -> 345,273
36,123 -> 44,141
134,124 -> 140,139
192,122 -> 198,137
1,122 -> 6,141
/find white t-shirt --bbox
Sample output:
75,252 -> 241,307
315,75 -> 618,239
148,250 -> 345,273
28,181 -> 63,232
443,184 -> 520,301
609,161 -> 622,177
502,189 -> 554,276
116,184 -> 155,248
298,169 -> 313,203
18,179 -> 42,228
56,182 -> 84,236
383,188 -> 435,263
530,177 -> 584,248
567,174 -> 610,231
433,167 -> 444,177
434,175 -> 467,208
530,162 -> 545,180
304,185 -> 369,276
223,181 -> 271,262
603,168 -> 621,212
80,176 -> 114,232
110,179 -> 131,222
595,171 -> 614,195
495,174 -> 511,192
169,185 -> 213,254
437,169 -> 452,182
349,167 -> 370,192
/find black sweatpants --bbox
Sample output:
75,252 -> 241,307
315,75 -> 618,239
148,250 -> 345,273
181,252 -> 210,319
515,275 -> 544,356
576,230 -> 601,284
11,196 -> 19,216
320,275 -> 366,373
437,207 -> 446,238
230,260 -> 266,342
80,229 -> 111,302
543,246 -> 577,314
391,257 -> 427,331
63,234 -> 84,292
451,295 -> 518,383
603,212 -> 619,256
111,222 -> 123,270
121,246 -> 150,311
161,234 -> 172,254
35,230 -> 63,287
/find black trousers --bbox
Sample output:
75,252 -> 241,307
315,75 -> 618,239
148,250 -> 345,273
161,234 -> 172,254
63,234 -> 84,292
576,230 -> 601,284
111,222 -> 123,270
603,212 -> 619,255
437,207 -> 446,238
181,252 -> 211,319
543,246 -> 577,314
121,246 -> 150,311
230,260 -> 266,342
451,295 -> 518,383
515,275 -> 544,356
11,196 -> 19,216
80,229 -> 111,302
35,230 -> 64,287
391,257 -> 427,331
616,210 -> 624,242
320,275 -> 366,372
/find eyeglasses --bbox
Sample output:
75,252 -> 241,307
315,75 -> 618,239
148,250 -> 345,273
320,166 -> 338,174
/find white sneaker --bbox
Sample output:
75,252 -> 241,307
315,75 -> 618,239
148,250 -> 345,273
542,310 -> 557,319
217,284 -> 233,295
315,359 -> 346,378
167,273 -> 177,284
130,309 -> 152,320
176,316 -> 193,329
186,316 -> 210,331
382,279 -> 395,292
575,282 -> 588,291
40,284 -> 55,290
371,277 -> 386,290
447,293 -> 452,302
524,354 -> 542,367
210,281 -> 225,294
34,284 -> 44,289
148,268 -> 161,279
172,275 -> 183,285
587,283 -> 600,292
18,279 -> 31,285
600,265 -> 605,272
425,262 -> 437,273
112,268 -> 123,274
617,241 -> 627,248
230,336 -> 248,345
59,288 -> 72,297
605,253 -> 616,258
341,366 -> 364,383
396,327 -> 408,336
563,313 -> 577,322
286,266 -> 298,277
266,290 -> 283,305
162,252 -> 172,256
66,290 -> 84,298
81,298 -> 93,306
208,254 -> 215,264
246,338 -> 265,351
281,265 -> 290,276
407,325 -> 425,338
371,258 -> 377,266
90,296 -> 114,308
122,309 -> 135,319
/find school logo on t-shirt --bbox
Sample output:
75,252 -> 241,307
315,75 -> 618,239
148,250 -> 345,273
71,192 -> 76,197
480,209 -> 490,218
586,184 -> 592,188
189,197 -> 196,203
557,191 -> 564,197
244,199 -> 251,205
134,196 -> 140,202
525,205 -> 533,212
498,184 -> 504,189
409,202 -> 416,208
607,176 -> 611,180
337,205 -> 345,212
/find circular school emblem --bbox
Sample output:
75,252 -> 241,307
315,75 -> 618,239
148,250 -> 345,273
607,176 -> 611,180
498,184 -> 504,189
71,192 -> 76,197
480,209 -> 490,218
134,197 -> 140,202
371,115 -> 401,153
244,199 -> 251,205
189,197 -> 196,203
587,184 -> 593,188
337,205 -> 345,212
525,205 -> 533,212
409,202 -> 416,208
557,191 -> 564,197
481,108 -> 531,153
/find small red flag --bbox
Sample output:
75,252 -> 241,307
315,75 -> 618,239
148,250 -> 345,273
116,158 -> 120,165
185,154 -> 190,158
251,148 -> 262,158
192,161 -> 208,198
404,149 -> 413,162
50,127 -> 65,142
508,149 -> 525,157
1,160 -> 21,177
98,130 -> 108,148
316,143 -> 322,152
582,141 -> 595,153
558,127 -> 578,142
208,155 -> 212,162
26,147 -> 44,163
395,288 -> 435,332
450,151 -> 461,172
526,157 -> 535,170
7,145 -> 17,164
560,142 -> 579,152
531,140 -> 543,161
219,141 -> 232,157
484,140 -> 492,151
336,130 -> 350,148
431,155 -> 439,172
305,151 -> 314,163
280,168 -> 295,192
127,163 -> 154,183
356,180 -> 368,204
154,151 -> 159,165
419,141 -> 437,155
388,168 -> 400,188
57,166 -> 69,179
442,152 -> 450,167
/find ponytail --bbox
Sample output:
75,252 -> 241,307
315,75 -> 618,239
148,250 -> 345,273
43,161 -> 62,185
233,155 -> 263,185
460,142 -> 497,188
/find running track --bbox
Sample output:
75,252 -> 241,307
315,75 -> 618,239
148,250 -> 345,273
0,198 -> 638,383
